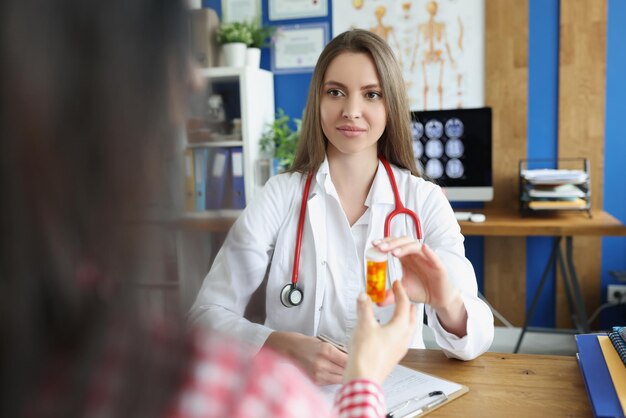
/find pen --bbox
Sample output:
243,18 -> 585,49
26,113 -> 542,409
386,391 -> 445,418
317,334 -> 348,353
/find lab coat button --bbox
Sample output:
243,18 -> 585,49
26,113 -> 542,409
320,260 -> 326,266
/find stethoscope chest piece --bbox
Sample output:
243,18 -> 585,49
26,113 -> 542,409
280,283 -> 303,307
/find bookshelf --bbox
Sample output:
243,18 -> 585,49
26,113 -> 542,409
183,66 -> 274,228
176,67 -> 274,310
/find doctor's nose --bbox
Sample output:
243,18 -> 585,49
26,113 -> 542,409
342,98 -> 362,119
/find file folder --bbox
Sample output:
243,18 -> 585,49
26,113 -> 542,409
598,335 -> 626,414
205,147 -> 229,210
183,149 -> 196,211
575,334 -> 623,418
230,146 -> 246,209
193,148 -> 210,212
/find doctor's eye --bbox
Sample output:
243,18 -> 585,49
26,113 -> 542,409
365,91 -> 382,100
326,88 -> 344,97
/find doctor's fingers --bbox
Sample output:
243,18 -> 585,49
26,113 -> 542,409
373,236 -> 419,253
318,343 -> 348,369
394,243 -> 443,270
313,369 -> 344,386
310,358 -> 345,385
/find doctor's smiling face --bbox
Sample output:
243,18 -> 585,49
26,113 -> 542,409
291,30 -> 417,176
320,52 -> 386,159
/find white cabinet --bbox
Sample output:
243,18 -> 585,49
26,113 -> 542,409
177,67 -> 275,311
186,66 -> 274,214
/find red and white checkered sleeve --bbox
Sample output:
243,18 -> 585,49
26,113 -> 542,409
167,333 -> 386,418
334,379 -> 386,418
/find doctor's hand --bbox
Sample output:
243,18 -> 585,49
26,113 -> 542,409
372,237 -> 468,338
345,280 -> 417,385
264,331 -> 347,385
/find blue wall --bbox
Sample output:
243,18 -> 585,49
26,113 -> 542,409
602,0 -> 626,325
205,0 -> 626,328
526,0 -> 560,328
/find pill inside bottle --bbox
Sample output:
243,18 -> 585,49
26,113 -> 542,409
365,247 -> 387,303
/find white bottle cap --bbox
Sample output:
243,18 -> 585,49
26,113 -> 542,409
366,247 -> 387,262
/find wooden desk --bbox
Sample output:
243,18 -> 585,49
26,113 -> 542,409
457,208 -> 626,351
401,349 -> 591,417
458,208 -> 626,237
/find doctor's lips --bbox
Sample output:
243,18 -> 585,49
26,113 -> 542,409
336,125 -> 366,137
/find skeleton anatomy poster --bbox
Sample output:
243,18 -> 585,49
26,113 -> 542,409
332,0 -> 484,111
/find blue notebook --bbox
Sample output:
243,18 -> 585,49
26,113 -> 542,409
575,334 -> 624,418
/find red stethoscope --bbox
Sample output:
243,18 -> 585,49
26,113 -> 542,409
280,156 -> 423,307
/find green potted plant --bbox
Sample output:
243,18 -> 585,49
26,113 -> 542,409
244,21 -> 276,68
216,22 -> 252,67
259,109 -> 301,174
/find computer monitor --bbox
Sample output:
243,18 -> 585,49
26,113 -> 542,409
410,107 -> 493,202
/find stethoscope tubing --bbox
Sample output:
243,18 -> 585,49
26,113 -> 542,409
380,156 -> 423,240
289,156 -> 422,287
290,172 -> 314,286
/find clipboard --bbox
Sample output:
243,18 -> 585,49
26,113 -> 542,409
320,362 -> 468,418
381,365 -> 468,418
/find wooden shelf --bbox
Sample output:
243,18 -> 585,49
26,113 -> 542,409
186,140 -> 244,148
174,211 -> 242,232
135,211 -> 242,232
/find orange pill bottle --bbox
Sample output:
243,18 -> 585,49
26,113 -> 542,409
365,247 -> 387,303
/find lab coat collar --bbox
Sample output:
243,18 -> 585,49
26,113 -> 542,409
312,156 -> 330,198
364,160 -> 395,207
313,157 -> 395,207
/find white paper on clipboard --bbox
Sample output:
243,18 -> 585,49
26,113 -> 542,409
320,364 -> 467,417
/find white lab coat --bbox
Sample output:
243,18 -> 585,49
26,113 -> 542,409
189,158 -> 494,360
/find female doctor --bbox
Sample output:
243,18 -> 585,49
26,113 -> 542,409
189,29 -> 494,385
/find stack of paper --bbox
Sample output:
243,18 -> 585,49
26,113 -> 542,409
575,333 -> 626,417
521,169 -> 588,185
527,184 -> 586,199
521,168 -> 589,212
528,198 -> 588,210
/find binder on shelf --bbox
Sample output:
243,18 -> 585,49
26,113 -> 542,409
230,146 -> 246,209
183,149 -> 196,212
205,147 -> 229,210
193,148 -> 210,212
575,334 -> 623,417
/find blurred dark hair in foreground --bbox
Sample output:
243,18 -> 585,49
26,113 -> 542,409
0,0 -> 191,416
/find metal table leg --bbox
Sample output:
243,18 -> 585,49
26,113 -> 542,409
556,245 -> 577,328
513,235 -> 592,353
514,238 -> 561,353
564,236 -> 590,332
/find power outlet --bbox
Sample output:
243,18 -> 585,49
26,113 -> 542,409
607,284 -> 626,304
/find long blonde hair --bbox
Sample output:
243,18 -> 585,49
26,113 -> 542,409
290,29 -> 418,176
